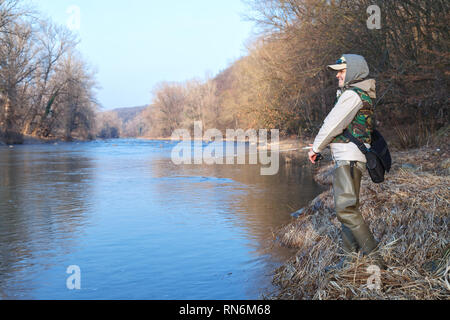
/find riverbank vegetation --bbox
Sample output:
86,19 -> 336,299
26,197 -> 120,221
0,0 -> 98,144
131,0 -> 448,152
269,129 -> 449,299
2,1 -> 447,147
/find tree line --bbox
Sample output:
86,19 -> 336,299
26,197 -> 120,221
0,0 -> 97,144
137,0 -> 448,148
3,0 -> 447,146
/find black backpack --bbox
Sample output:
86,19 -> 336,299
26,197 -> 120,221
343,129 -> 392,183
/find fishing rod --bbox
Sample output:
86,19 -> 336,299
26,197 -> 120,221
220,146 -> 323,162
207,146 -> 315,160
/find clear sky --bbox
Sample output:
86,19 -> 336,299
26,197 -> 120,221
27,0 -> 255,110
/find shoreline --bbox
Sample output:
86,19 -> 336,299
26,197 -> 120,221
0,134 -> 93,146
269,141 -> 449,300
3,135 -> 310,151
3,133 -> 448,299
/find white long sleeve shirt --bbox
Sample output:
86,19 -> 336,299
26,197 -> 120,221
312,88 -> 371,163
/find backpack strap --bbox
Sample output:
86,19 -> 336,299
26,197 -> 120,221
343,130 -> 369,155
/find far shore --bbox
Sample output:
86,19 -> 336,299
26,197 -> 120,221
2,135 -> 312,155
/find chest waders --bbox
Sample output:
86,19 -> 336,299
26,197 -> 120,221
333,161 -> 378,255
326,88 -> 385,271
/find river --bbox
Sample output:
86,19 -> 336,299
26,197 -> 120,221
0,139 -> 323,300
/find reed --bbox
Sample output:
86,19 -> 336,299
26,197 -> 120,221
270,139 -> 449,300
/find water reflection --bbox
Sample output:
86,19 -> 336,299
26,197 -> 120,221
148,148 -> 324,298
150,151 -> 321,245
0,146 -> 94,299
0,140 -> 323,299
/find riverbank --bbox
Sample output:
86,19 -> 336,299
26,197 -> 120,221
269,135 -> 449,299
0,134 -> 96,146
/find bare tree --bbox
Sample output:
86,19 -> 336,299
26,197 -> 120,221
0,0 -> 98,143
149,82 -> 186,137
22,20 -> 77,135
96,111 -> 122,139
0,16 -> 37,143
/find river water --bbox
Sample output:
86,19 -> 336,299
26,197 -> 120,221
0,139 -> 323,300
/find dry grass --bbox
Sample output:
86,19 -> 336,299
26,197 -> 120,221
270,140 -> 450,300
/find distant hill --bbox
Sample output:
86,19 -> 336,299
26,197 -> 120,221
110,106 -> 148,124
96,105 -> 150,138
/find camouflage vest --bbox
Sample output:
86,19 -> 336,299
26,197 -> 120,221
332,87 -> 374,144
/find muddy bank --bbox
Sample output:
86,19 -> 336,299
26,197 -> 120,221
270,139 -> 449,300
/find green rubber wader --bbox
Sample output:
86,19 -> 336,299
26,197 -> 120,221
333,161 -> 378,255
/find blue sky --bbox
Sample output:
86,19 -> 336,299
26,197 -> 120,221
28,0 -> 255,110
